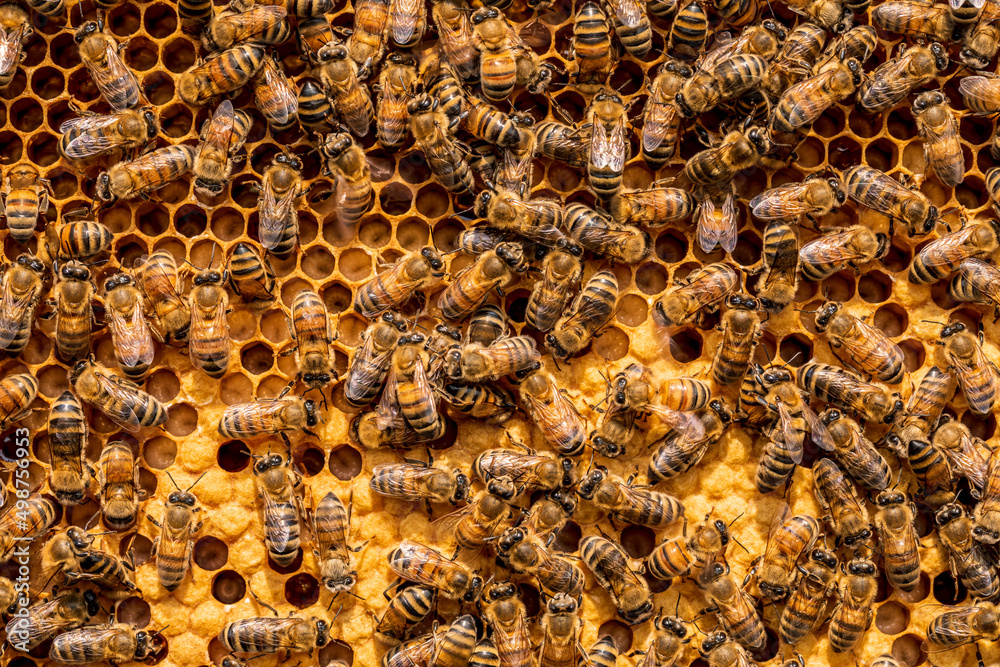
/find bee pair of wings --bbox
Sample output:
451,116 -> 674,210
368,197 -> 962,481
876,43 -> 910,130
958,259 -> 1000,305
951,344 -> 1000,416
774,398 -> 834,463
941,430 -> 991,494
388,0 -> 425,44
641,96 -> 678,153
261,487 -> 301,556
0,280 -> 38,349
698,184 -> 738,254
859,53 -> 927,112
607,0 -> 645,27
0,24 -> 28,81
919,224 -> 991,268
375,358 -> 438,431
924,606 -> 994,650
959,75 -> 1000,116
591,117 -> 628,172
107,297 -> 155,369
255,59 -> 298,126
776,67 -> 853,131
85,39 -> 142,112
750,181 -> 827,220
801,230 -> 872,265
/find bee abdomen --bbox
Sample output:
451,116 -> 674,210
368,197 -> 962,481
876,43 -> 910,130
645,540 -> 694,579
612,15 -> 652,57
481,53 -> 517,101
756,440 -> 797,493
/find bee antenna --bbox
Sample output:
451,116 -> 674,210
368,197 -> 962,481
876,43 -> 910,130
728,510 -> 744,527
186,471 -> 208,493
922,320 -> 947,325
730,536 -> 750,554
780,351 -> 802,369
166,471 -> 181,491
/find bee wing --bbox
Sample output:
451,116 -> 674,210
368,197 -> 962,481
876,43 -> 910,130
202,100 -> 237,160
381,85 -> 410,148
645,405 -> 706,440
591,117 -> 628,171
348,334 -> 395,399
804,404 -> 835,451
376,363 -> 403,430
522,384 -> 582,431
0,284 -> 32,349
641,99 -> 678,152
959,76 -> 1000,114
239,618 -> 312,649
431,500 -> 477,539
493,612 -> 532,658
390,0 -> 424,44
189,296 -> 229,368
261,488 -> 295,553
777,400 -> 804,464
255,61 -> 297,125
91,41 -> 140,111
108,304 -> 155,368
94,373 -> 147,432
609,0 -> 643,26
219,6 -> 286,39
953,351 -> 998,418
917,226 -> 980,268
949,430 -> 990,491
258,178 -> 296,249
697,187 -> 737,254
800,233 -> 869,264
749,182 -> 816,219
924,607 -> 982,650
0,26 -> 25,74
959,259 -> 1000,304
777,70 -> 845,129
849,167 -> 912,210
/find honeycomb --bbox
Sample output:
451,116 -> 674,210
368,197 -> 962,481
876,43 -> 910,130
0,0 -> 998,666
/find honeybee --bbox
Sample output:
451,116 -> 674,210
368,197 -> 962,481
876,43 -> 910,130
444,337 -> 540,383
874,0 -> 956,41
564,204 -> 650,263
59,106 -> 158,164
0,492 -> 57,558
102,273 -> 154,381
812,457 -> 872,549
46,220 -> 114,262
441,476 -> 516,551
668,0 -> 709,58
911,218 -> 1000,285
0,253 -> 44,354
821,409 -> 891,492
527,242 -> 583,332
696,557 -> 766,650
523,490 -> 577,542
690,183 -> 735,254
749,174 -> 846,225
926,604 -> 1000,650
846,165 -> 939,237
203,2 -> 290,51
934,418 -> 990,496
4,589 -> 100,652
677,54 -> 768,118
951,258 -> 1000,316
545,269 -> 618,360
98,440 -> 140,532
655,263 -> 739,327
408,94 -> 475,194
962,21 -> 1000,70
0,4 -> 28,90
872,490 -> 921,592
47,390 -> 90,506
798,361 -> 904,423
1,163 -> 50,245
320,133 -> 376,230
471,7 -> 548,102
698,633 -> 753,667
227,242 -> 276,304
535,121 -> 589,169
178,44 -> 266,105
343,313 -> 406,408
539,593 -> 583,667
586,91 -> 629,200
647,399 -> 732,480
310,490 -> 361,594
577,468 -> 684,527
773,56 -> 861,133
520,369 -> 588,456
936,503 -> 999,600
281,290 -> 334,392
608,187 -> 695,228
473,448 -> 577,490
218,393 -> 319,440
780,0 -> 851,30
69,359 -> 167,432
940,322 -> 999,417
752,219 -> 799,314
387,0 -> 427,47
193,100 -> 251,198
814,301 -> 905,384
753,511 -> 819,600
423,58 -> 468,125
347,0 -> 388,74
641,63 -> 690,169
383,633 -> 438,667
388,540 -> 483,600
49,623 -> 166,665
433,615 -> 479,667
75,19 -> 141,110
497,527 -> 585,598
375,53 -> 417,150
253,453 -> 303,567
187,266 -> 230,378
778,548 -> 838,645
857,42 -> 949,114
682,127 -> 769,187
377,584 -> 437,645
370,461 -> 469,507
431,0 -> 478,80
580,535 -> 653,624
960,73 -> 1000,118
297,78 -> 334,131
799,226 -> 889,281
712,295 -> 761,386
438,242 -> 526,321
41,527 -> 139,598
219,614 -> 329,654
94,144 -> 196,203
764,22 -> 826,99
257,151 -> 307,258
379,333 -> 445,440
316,44 -> 374,137
829,558 -> 878,653
973,448 -> 1000,543
570,0 -> 614,93
149,472 -> 204,591
479,582 -> 531,667
910,90 -> 964,188
134,250 -> 190,344
0,372 -> 37,433
887,365 -> 954,459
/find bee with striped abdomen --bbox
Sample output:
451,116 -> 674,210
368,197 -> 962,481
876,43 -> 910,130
95,144 -> 196,203
779,548 -> 838,645
251,55 -> 298,131
814,301 -> 905,383
912,90 -> 964,188
668,0 -> 709,58
316,44 -> 375,137
75,18 -> 141,111
312,490 -> 361,593
134,250 -> 190,344
764,22 -> 826,98
443,476 -> 517,551
545,269 -> 618,360
480,582 -> 531,667
149,472 -> 204,591
523,490 -> 577,542
50,623 -> 165,665
587,92 -> 630,201
749,174 -> 846,224
873,491 -> 921,592
431,0 -> 478,81
1,163 -> 50,244
1,492 -> 57,558
798,361 -> 903,424
69,359 -> 167,432
580,535 -> 654,624
608,187 -> 695,228
874,1 -> 955,44
254,453 -> 303,567
42,527 -> 139,599
439,242 -> 526,321
0,4 -> 29,91
752,511 -> 819,600
473,448 -> 576,490
188,266 -> 230,378
388,539 -> 483,600
227,242 -> 276,304
844,164 -> 938,237
408,94 -> 475,194
752,219 -> 799,314
527,241 -> 583,332
370,460 -> 469,507
655,262 -> 739,327
257,151 -> 307,258
641,63 -> 688,169
497,527 -> 585,598
203,2 -> 289,50
379,333 -> 445,440
4,589 -> 99,652
973,449 -> 1000,543
696,557 -> 766,650
682,126 -> 770,187
318,131 -> 374,227
0,253 -> 44,355
812,457 -> 872,549
474,189 -> 567,246
51,261 -> 96,361
178,44 -> 266,106
577,467 -> 684,527
218,392 -> 319,441
383,634 -> 437,667
820,409 -> 892,492
520,369 -> 588,456
829,558 -> 879,653
713,294 -> 761,386
375,53 -> 417,150
677,53 -> 768,118
220,613 -> 329,654
694,183 -> 737,254
647,399 -> 732,481
940,322 -> 999,417
535,121 -> 589,169
799,225 -> 889,281
445,336 -> 541,382
926,604 -> 1000,649
951,258 -> 1000,316
98,440 -> 140,532
103,272 -> 155,381
571,1 -> 614,93
377,584 -> 437,645
564,203 -> 651,263
858,42 -> 949,114
46,220 -> 113,262
540,593 -> 583,667
388,0 -> 427,48
887,365 -> 954,458
48,390 -> 90,506
910,217 -> 1000,285
297,78 -> 333,131
934,418 -> 990,497
471,7 -> 549,101
432,615 -> 479,667
344,312 -> 407,408
936,503 -> 999,600
286,288 -> 335,391
606,0 -> 652,57
347,0 -> 388,74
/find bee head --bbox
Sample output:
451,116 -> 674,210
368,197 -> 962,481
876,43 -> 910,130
876,490 -> 905,507
436,323 -> 461,342
846,559 -> 876,576
758,581 -> 786,600
317,43 -> 347,62
713,519 -> 730,545
935,503 -> 964,527
973,524 -> 1000,541
710,399 -> 732,424
674,92 -> 695,118
16,253 -> 44,273
497,527 -> 525,552
495,242 -> 524,267
814,302 -> 839,329
576,467 -> 606,499
303,399 -> 319,427
484,581 -> 516,602
665,60 -> 692,78
593,436 -> 623,458
811,548 -> 837,569
466,576 -> 484,602
843,528 -> 872,548
314,619 -> 330,647
386,52 -> 414,66
828,177 -> 847,205
74,21 -> 100,44
700,632 -> 729,656
471,6 -> 499,23
94,171 -> 114,201
820,408 -> 841,425
142,109 -> 158,137
941,321 -> 967,338
474,190 -> 493,216
399,332 -> 426,346
382,311 -> 409,332
845,58 -> 862,85
453,472 -> 470,503
746,126 -> 769,154
62,262 -> 90,281
551,488 -> 577,514
659,615 -> 687,638
193,270 -> 222,286
83,590 -> 100,616
275,151 -> 303,170
884,397 -> 905,424
104,272 -> 133,291
67,526 -> 92,551
548,593 -> 577,614
421,246 -> 444,272
931,42 -> 949,69
134,631 -> 150,659
194,178 -> 225,195
544,333 -> 567,359
487,477 -> 516,500
169,490 -> 197,506
762,18 -> 787,41
69,358 -> 91,383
